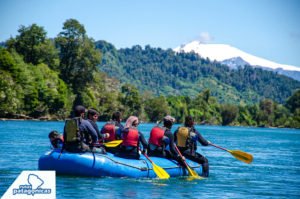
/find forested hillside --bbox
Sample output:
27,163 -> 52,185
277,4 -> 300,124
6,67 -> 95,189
0,19 -> 300,128
96,41 -> 300,105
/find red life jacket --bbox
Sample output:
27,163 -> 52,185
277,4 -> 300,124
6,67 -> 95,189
148,126 -> 165,146
102,123 -> 116,141
122,128 -> 139,147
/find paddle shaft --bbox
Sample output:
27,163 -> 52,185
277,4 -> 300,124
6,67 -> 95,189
142,151 -> 153,163
208,142 -> 229,152
174,145 -> 189,168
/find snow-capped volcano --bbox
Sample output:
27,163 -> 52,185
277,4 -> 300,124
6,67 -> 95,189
174,41 -> 300,72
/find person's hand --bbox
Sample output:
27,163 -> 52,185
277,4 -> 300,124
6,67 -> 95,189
177,155 -> 185,161
181,156 -> 186,161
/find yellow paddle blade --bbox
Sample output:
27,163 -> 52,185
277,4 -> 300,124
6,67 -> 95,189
229,150 -> 253,164
186,166 -> 204,180
103,140 -> 123,148
152,162 -> 170,179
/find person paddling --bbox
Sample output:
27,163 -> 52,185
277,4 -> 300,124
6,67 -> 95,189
101,111 -> 124,142
100,111 -> 124,153
115,116 -> 148,159
147,115 -> 185,166
174,115 -> 210,177
87,108 -> 109,141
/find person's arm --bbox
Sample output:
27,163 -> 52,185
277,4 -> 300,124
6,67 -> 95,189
194,128 -> 209,146
138,132 -> 148,151
165,130 -> 178,156
83,120 -> 99,143
174,129 -> 178,143
89,120 -> 102,138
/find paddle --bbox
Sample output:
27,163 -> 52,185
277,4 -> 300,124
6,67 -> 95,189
209,142 -> 253,164
174,145 -> 203,179
142,152 -> 170,179
94,140 -> 123,148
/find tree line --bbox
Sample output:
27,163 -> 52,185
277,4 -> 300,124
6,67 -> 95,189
96,41 -> 300,105
0,19 -> 299,128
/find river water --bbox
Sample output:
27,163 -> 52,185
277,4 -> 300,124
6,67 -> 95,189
0,121 -> 299,198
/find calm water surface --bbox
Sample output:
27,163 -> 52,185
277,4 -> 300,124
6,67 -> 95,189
0,121 -> 300,198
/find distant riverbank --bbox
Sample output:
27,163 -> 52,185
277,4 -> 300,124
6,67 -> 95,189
1,117 -> 298,129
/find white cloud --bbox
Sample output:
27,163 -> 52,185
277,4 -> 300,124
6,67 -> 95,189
198,32 -> 214,43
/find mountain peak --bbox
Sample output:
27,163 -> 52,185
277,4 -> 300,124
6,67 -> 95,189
221,57 -> 250,69
174,41 -> 300,72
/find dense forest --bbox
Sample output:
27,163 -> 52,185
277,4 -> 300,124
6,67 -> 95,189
0,19 -> 299,128
96,41 -> 300,105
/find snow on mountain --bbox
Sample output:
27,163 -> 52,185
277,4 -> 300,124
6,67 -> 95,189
221,57 -> 250,69
174,41 -> 300,72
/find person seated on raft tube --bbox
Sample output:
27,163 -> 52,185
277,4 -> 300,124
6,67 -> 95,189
100,111 -> 124,153
63,105 -> 109,153
87,108 -> 109,141
115,116 -> 148,159
48,130 -> 64,149
101,111 -> 124,142
174,115 -> 210,177
147,115 -> 185,166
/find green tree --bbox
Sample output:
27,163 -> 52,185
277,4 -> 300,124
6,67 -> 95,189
167,96 -> 188,123
286,89 -> 300,113
120,84 -> 142,118
220,104 -> 238,125
144,96 -> 170,122
7,24 -> 59,69
55,19 -> 101,91
257,99 -> 275,126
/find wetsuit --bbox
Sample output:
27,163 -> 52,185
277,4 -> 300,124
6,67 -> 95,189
174,126 -> 209,177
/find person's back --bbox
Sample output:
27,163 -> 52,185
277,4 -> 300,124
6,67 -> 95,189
115,116 -> 147,159
174,115 -> 210,177
148,125 -> 166,156
101,111 -> 124,142
148,115 -> 184,165
63,105 -> 103,153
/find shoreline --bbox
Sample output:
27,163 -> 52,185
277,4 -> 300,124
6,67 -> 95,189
1,118 -> 298,129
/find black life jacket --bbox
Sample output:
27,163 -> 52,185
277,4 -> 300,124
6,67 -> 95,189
63,117 -> 87,151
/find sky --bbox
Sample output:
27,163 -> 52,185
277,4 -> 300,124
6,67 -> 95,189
1,0 -> 300,67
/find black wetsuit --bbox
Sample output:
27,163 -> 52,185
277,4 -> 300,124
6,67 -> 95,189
174,126 -> 209,177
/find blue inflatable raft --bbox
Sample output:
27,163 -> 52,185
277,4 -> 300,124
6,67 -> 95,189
39,149 -> 202,178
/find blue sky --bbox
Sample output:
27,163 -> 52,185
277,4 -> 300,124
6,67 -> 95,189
1,0 -> 300,66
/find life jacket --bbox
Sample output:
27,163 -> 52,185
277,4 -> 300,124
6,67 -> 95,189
63,117 -> 87,151
102,122 -> 116,141
122,128 -> 139,147
63,117 -> 81,144
148,126 -> 165,147
176,127 -> 191,148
